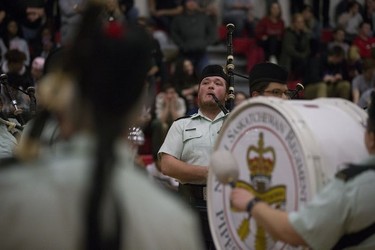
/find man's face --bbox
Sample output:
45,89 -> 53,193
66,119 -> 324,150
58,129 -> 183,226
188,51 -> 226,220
197,76 -> 227,107
293,15 -> 305,31
252,82 -> 290,100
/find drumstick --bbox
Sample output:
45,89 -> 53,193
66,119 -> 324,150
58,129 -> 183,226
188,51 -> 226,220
210,149 -> 239,186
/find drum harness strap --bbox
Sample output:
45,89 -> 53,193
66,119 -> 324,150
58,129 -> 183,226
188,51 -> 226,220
332,163 -> 375,250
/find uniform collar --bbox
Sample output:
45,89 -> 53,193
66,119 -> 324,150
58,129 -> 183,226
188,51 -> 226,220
192,109 -> 228,121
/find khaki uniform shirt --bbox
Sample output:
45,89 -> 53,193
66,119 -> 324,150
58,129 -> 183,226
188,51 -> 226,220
158,110 -> 227,184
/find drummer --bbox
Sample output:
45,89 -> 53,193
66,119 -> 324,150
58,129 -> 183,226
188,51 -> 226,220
229,91 -> 375,249
248,62 -> 291,100
0,2 -> 205,249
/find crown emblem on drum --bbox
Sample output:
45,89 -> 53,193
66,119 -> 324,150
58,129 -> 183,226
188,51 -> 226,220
247,132 -> 276,177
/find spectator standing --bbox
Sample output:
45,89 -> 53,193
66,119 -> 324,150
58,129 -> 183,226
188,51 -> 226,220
148,0 -> 183,33
255,1 -> 285,63
222,0 -> 255,37
279,13 -> 310,80
301,4 -> 322,56
170,0 -> 216,73
58,0 -> 87,46
196,0 -> 219,25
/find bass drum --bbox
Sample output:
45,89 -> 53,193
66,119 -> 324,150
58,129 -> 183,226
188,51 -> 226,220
207,97 -> 368,250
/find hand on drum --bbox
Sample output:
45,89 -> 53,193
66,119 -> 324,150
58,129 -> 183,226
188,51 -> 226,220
230,187 -> 255,212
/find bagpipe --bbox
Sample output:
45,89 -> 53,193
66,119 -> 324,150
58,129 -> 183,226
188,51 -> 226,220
215,24 -> 304,115
0,73 -> 37,131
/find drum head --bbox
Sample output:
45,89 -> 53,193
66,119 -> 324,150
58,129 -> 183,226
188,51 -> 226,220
207,97 -> 367,250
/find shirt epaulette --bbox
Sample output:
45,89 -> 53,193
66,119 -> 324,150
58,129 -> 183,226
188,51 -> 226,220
335,163 -> 375,182
190,113 -> 200,119
174,115 -> 192,122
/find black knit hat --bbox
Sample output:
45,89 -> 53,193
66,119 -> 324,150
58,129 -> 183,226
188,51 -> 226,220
249,62 -> 288,88
200,64 -> 229,83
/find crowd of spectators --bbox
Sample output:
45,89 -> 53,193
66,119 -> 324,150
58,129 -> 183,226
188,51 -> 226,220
1,0 -> 375,163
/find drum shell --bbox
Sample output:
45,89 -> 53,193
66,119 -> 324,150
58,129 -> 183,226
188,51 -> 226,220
207,97 -> 368,250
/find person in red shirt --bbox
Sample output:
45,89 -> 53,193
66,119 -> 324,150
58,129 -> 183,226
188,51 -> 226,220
255,1 -> 285,62
352,21 -> 375,59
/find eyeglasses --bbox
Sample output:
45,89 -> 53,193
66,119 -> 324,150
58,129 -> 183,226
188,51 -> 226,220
262,89 -> 292,98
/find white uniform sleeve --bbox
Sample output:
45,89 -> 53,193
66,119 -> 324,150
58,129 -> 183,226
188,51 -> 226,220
158,120 -> 185,159
288,179 -> 349,250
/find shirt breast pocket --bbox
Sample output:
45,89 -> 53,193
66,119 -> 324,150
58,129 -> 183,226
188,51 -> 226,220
183,129 -> 203,143
182,126 -> 212,164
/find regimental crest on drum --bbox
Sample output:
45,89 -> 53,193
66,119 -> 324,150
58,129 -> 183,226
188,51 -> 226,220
207,99 -> 313,250
234,132 -> 286,248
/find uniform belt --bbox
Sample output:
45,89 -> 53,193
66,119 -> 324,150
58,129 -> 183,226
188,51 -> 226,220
179,184 -> 207,203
